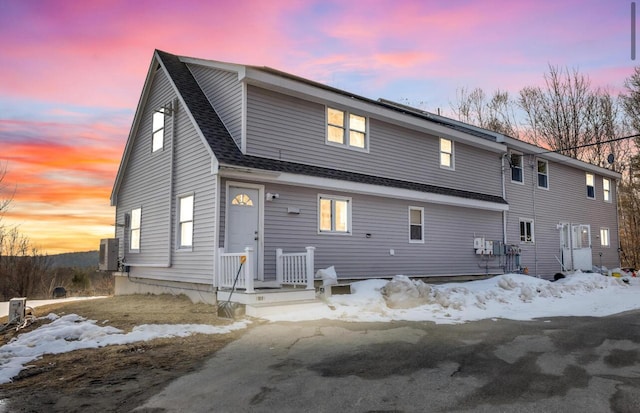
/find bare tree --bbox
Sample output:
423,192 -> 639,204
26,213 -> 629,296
518,65 -> 597,159
621,66 -> 640,133
0,162 -> 13,217
451,87 -> 520,138
0,226 -> 51,300
0,163 -> 52,299
585,90 -> 633,173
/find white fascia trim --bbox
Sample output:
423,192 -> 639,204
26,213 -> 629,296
179,56 -> 247,79
240,68 -> 506,154
157,55 -> 216,161
219,166 -> 508,212
504,137 -> 621,180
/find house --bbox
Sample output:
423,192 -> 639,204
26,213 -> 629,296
108,50 -> 621,308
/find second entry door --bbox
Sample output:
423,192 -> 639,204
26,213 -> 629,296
227,186 -> 261,279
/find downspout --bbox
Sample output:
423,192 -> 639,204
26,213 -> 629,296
501,154 -> 507,245
166,98 -> 177,267
615,178 -> 621,267
530,156 -> 538,276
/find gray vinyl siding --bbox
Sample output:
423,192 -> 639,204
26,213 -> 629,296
245,86 -> 502,197
187,64 -> 243,148
220,178 -> 503,280
115,68 -> 217,285
505,153 -> 619,277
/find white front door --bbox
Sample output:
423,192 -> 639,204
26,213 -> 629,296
560,223 -> 592,272
572,224 -> 592,271
227,186 -> 261,280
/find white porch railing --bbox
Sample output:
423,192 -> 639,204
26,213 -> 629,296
276,246 -> 315,290
217,247 -> 254,293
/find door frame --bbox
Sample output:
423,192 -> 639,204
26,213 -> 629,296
559,222 -> 592,272
224,181 -> 265,280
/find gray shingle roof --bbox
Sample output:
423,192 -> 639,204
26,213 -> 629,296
156,50 -> 507,206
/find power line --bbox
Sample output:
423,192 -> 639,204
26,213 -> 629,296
540,133 -> 640,155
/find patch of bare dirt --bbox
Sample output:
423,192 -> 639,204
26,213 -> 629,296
0,294 -> 254,413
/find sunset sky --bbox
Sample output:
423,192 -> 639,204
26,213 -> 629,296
0,0 -> 635,254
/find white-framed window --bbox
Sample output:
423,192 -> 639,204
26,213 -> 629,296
152,108 -> 165,152
603,178 -> 611,202
409,206 -> 424,243
326,107 -> 367,150
318,195 -> 351,234
586,173 -> 595,199
130,207 -> 141,251
510,152 -> 523,183
537,159 -> 548,189
519,218 -> 534,243
178,194 -> 194,248
600,227 -> 610,247
439,138 -> 454,169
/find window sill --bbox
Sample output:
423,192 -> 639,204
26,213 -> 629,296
325,141 -> 369,153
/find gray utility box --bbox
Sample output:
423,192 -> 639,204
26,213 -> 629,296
99,238 -> 119,271
8,297 -> 27,324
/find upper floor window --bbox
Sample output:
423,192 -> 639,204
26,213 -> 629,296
152,108 -> 165,152
603,178 -> 611,202
510,152 -> 523,183
519,218 -> 534,243
319,195 -> 351,234
409,206 -> 424,243
178,195 -> 194,248
130,207 -> 141,251
586,173 -> 595,199
326,107 -> 367,150
439,138 -> 454,169
537,159 -> 548,189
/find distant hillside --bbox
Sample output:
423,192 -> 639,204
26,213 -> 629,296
48,251 -> 99,268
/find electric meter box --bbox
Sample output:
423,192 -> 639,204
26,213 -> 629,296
8,297 -> 27,324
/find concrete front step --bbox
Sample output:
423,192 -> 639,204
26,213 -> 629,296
245,299 -> 327,318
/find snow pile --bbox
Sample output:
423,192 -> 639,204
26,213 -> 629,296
382,273 -> 629,310
0,313 -> 249,384
265,272 -> 640,323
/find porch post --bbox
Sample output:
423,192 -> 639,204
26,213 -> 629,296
305,246 -> 315,290
216,247 -> 224,287
244,247 -> 255,293
276,248 -> 283,285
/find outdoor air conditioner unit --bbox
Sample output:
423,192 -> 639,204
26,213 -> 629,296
99,238 -> 119,271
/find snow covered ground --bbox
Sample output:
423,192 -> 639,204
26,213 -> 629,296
1,271 -> 639,384
0,313 -> 249,384
264,271 -> 640,323
0,296 -> 106,319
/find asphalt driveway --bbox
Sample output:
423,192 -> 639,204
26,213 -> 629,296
137,311 -> 640,412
